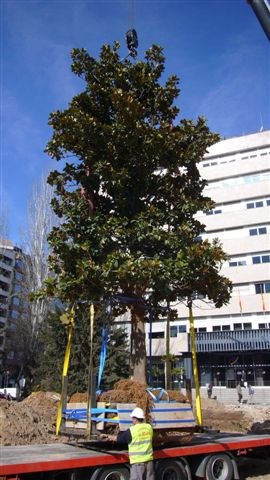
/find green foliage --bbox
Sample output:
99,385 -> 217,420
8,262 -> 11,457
33,306 -> 129,394
46,42 -> 231,306
45,42 -> 232,380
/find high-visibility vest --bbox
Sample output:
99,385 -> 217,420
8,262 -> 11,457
128,423 -> 153,464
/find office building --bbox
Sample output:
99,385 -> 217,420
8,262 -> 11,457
0,239 -> 27,388
146,130 -> 270,387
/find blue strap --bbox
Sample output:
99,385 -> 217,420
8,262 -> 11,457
97,301 -> 110,389
149,306 -> 153,387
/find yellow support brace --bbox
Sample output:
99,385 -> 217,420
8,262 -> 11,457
56,307 -> 75,436
86,303 -> 95,439
188,299 -> 203,426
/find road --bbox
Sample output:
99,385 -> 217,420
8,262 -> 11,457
239,458 -> 270,480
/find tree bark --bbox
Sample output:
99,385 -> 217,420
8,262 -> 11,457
130,303 -> 147,384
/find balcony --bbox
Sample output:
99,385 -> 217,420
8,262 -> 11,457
194,329 -> 270,352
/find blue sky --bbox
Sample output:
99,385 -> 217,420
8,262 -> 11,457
1,0 -> 269,244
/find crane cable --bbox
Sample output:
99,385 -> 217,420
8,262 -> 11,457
128,0 -> 135,28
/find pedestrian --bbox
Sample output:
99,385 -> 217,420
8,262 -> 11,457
236,382 -> 243,404
114,407 -> 155,480
207,383 -> 213,399
247,383 -> 254,404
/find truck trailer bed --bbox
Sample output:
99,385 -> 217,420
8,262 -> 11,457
1,433 -> 270,476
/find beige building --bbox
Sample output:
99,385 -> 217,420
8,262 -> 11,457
145,130 -> 270,387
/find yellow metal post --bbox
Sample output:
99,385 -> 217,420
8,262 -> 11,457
188,299 -> 203,426
56,307 -> 75,435
86,303 -> 95,439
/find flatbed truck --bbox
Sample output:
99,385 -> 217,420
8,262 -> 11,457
1,432 -> 270,480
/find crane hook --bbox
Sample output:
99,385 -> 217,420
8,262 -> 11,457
126,28 -> 138,58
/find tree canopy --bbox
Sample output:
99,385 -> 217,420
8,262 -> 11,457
46,42 -> 231,382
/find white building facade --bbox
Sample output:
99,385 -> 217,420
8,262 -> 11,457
145,130 -> 270,388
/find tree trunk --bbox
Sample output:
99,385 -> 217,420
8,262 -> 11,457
130,303 -> 147,384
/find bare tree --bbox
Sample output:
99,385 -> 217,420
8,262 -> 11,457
13,174 -> 58,382
25,175 -> 56,341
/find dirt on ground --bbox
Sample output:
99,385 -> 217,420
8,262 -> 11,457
0,386 -> 269,447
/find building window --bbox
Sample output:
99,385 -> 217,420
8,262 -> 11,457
0,268 -> 11,278
206,209 -> 222,215
229,260 -> 246,267
247,201 -> 263,209
0,295 -> 7,304
249,227 -> 267,236
222,325 -> 230,331
170,326 -> 178,338
252,255 -> 270,264
267,199 -> 270,206
12,297 -> 20,306
150,332 -> 164,339
233,323 -> 242,330
258,323 -> 266,329
0,255 -> 12,266
0,281 -> 9,292
178,325 -> 187,333
243,323 -> 252,330
213,326 -> 221,331
198,327 -> 207,332
255,282 -> 270,294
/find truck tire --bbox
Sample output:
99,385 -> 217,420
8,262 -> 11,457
156,459 -> 188,480
95,466 -> 130,480
205,454 -> 233,480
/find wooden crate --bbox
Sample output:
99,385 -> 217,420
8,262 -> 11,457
117,402 -> 195,431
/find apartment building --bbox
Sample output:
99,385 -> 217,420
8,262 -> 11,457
0,239 -> 27,388
145,130 -> 270,388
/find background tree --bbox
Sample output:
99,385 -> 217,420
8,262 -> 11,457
7,174 -> 57,388
33,306 -> 129,393
46,42 -> 231,383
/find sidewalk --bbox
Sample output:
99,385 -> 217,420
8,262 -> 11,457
199,386 -> 270,405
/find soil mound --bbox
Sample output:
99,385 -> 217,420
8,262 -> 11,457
0,388 -> 269,447
0,392 -> 60,446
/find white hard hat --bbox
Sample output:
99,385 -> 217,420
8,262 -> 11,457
130,407 -> 145,419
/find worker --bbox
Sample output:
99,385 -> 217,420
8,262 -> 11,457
207,383 -> 213,399
115,407 -> 155,480
236,382 -> 243,404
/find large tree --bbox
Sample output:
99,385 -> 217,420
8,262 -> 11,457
46,43 -> 231,383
